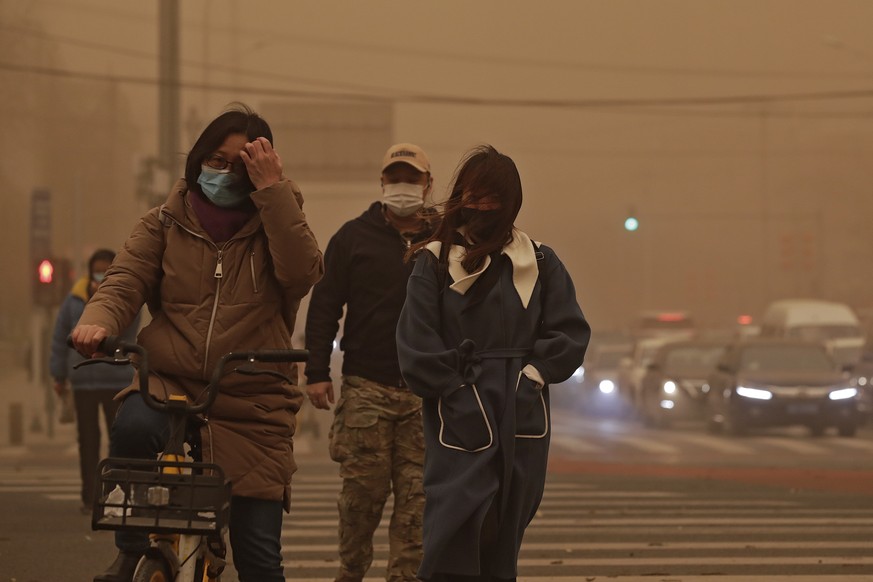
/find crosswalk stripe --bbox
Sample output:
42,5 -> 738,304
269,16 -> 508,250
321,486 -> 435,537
278,540 -> 873,551
753,437 -> 831,454
277,555 -> 873,568
609,433 -> 680,454
45,494 -> 80,501
548,433 -> 602,453
280,578 -> 873,582
666,431 -> 756,454
824,437 -> 873,451
0,485 -> 81,492
283,515 -> 873,528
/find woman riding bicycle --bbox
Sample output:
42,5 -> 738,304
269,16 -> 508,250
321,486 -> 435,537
71,103 -> 324,582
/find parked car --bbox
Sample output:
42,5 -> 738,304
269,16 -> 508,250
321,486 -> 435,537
705,338 -> 860,437
638,340 -> 727,427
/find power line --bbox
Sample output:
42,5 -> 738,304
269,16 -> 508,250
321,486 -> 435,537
13,4 -> 873,81
0,23 -> 412,97
4,60 -> 873,116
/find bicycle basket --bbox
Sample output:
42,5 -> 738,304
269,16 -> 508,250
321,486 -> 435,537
92,457 -> 231,535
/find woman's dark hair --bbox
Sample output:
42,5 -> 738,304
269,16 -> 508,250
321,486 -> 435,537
409,145 -> 523,273
184,102 -> 273,194
88,249 -> 116,274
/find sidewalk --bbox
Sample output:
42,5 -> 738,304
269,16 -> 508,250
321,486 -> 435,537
0,365 -> 72,449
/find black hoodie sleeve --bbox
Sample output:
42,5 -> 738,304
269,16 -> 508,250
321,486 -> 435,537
304,227 -> 351,384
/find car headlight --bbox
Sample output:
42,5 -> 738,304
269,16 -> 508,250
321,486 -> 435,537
736,386 -> 773,400
663,380 -> 677,395
598,379 -> 615,394
829,387 -> 858,401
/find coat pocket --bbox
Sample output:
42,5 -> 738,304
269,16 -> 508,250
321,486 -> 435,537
328,395 -> 381,462
515,372 -> 549,439
438,384 -> 493,452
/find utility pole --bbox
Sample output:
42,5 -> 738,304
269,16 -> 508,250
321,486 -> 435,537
158,0 -> 180,200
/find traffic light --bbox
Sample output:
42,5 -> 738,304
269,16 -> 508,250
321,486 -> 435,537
38,259 -> 53,284
624,207 -> 639,232
33,257 -> 71,307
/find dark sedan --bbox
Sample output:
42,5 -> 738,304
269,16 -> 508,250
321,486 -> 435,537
638,340 -> 727,428
705,338 -> 860,437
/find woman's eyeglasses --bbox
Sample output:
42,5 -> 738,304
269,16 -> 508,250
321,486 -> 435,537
204,154 -> 245,173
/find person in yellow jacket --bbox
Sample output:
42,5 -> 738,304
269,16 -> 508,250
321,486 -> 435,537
71,104 -> 324,582
49,248 -> 140,515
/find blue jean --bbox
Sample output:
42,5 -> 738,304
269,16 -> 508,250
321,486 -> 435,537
109,393 -> 286,582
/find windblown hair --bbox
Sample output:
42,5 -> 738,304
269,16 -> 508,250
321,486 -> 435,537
408,144 -> 523,273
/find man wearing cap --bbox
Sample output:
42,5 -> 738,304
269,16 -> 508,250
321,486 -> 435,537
305,143 -> 435,582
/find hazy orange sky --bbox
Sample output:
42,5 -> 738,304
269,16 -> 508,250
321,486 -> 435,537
5,0 -> 873,330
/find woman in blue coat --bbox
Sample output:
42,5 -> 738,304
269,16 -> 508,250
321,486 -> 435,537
396,145 -> 590,581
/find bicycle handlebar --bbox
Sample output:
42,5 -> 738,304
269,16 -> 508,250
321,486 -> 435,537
68,335 -> 308,415
201,350 -> 308,415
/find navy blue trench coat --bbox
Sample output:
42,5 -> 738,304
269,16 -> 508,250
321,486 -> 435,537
396,240 -> 590,579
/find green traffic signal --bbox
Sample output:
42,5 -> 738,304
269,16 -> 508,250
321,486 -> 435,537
624,216 -> 639,232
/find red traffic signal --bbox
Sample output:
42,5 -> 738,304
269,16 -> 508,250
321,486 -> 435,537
33,257 -> 71,307
38,259 -> 54,284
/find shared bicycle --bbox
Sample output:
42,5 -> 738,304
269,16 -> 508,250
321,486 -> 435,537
73,336 -> 308,582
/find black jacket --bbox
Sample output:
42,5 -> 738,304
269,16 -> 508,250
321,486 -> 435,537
305,201 -> 434,387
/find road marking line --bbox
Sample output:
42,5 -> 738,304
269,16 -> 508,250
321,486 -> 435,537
549,433 -> 602,453
753,437 -> 830,455
0,485 -> 82,492
282,515 -> 873,528
824,437 -> 873,451
278,578 -> 873,582
271,539 -> 873,552
528,516 -> 873,526
276,556 -> 873,568
666,432 -> 755,454
611,434 -> 680,454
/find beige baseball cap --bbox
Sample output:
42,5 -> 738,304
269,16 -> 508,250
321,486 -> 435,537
381,143 -> 431,173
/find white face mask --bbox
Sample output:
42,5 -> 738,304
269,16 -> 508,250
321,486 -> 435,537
382,182 -> 425,217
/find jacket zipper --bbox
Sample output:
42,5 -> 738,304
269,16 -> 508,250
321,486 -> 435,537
203,247 -> 224,377
159,210 -> 250,383
249,249 -> 259,293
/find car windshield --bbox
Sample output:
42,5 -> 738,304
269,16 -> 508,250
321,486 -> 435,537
638,346 -> 662,366
787,325 -> 863,341
664,346 -> 726,375
739,345 -> 835,373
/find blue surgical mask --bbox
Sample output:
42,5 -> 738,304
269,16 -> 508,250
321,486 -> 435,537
197,165 -> 252,208
91,272 -> 106,283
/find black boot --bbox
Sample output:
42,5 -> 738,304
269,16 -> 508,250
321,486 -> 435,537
93,550 -> 142,582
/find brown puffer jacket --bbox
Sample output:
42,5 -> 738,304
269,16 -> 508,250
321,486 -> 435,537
79,178 -> 323,510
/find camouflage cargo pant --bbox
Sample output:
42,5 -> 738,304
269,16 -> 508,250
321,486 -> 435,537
329,375 -> 425,582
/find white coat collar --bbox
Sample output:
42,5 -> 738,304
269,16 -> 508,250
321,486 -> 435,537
425,229 -> 539,309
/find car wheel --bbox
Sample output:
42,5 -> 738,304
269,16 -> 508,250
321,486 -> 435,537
837,423 -> 857,437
